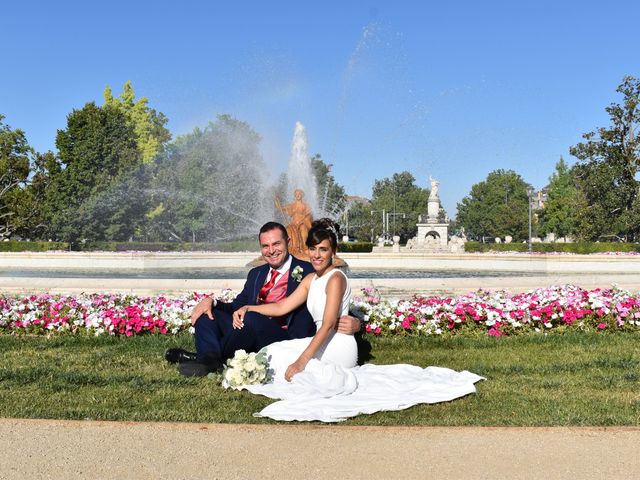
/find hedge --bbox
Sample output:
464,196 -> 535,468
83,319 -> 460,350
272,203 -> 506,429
463,241 -> 640,254
338,242 -> 374,253
74,239 -> 258,252
0,241 -> 69,252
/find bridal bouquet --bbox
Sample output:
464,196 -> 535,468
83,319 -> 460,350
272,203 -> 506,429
221,349 -> 272,388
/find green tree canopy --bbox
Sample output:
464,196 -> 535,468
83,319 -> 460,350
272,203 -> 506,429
146,114 -> 269,242
360,171 -> 429,242
11,151 -> 60,240
456,169 -> 532,241
44,102 -> 143,242
104,81 -> 171,163
569,76 -> 640,241
342,198 -> 372,241
311,154 -> 346,218
537,157 -> 579,239
0,115 -> 38,239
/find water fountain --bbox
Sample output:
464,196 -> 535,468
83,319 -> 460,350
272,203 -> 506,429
286,122 -> 319,216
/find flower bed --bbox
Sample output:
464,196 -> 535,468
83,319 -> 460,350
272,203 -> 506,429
1,285 -> 639,337
0,290 -> 237,337
351,285 -> 640,336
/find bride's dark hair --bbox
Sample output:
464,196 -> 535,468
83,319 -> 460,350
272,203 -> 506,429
306,218 -> 340,251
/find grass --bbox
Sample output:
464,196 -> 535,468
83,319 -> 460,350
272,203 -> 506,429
1,333 -> 639,425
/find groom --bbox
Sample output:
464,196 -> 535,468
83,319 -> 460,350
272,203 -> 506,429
165,221 -> 360,376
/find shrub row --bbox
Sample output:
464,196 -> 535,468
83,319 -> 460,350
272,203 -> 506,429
0,241 -> 69,252
464,241 -> 640,254
74,240 -> 258,252
2,240 -> 635,254
338,242 -> 374,253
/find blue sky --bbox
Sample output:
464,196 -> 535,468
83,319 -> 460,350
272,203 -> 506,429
3,0 -> 639,215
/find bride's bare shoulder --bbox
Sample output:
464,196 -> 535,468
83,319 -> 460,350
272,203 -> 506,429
326,269 -> 347,289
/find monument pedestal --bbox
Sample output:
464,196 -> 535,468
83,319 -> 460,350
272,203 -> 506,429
416,223 -> 449,250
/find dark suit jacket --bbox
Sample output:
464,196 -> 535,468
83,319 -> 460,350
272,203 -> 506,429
216,255 -> 316,339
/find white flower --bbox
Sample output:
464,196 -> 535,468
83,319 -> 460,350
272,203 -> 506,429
291,265 -> 304,283
221,350 -> 272,388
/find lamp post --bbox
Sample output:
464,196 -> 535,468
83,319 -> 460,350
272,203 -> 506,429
527,187 -> 533,253
386,212 -> 406,237
370,209 -> 385,242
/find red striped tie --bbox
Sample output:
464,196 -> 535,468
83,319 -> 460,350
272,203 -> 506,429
258,269 -> 280,304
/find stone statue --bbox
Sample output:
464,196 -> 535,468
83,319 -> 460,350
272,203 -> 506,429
275,189 -> 313,259
429,175 -> 439,199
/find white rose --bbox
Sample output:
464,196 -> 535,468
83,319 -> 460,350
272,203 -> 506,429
244,358 -> 259,372
230,370 -> 245,386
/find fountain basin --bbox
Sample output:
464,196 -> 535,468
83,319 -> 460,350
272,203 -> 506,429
0,251 -> 637,273
1,251 -> 639,297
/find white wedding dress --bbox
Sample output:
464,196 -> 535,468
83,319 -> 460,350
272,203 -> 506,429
258,269 -> 357,379
237,269 -> 484,422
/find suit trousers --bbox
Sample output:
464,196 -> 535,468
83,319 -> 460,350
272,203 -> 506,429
220,311 -> 289,359
194,308 -> 289,362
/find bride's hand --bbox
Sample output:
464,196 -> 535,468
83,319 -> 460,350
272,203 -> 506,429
232,306 -> 249,329
285,357 -> 308,382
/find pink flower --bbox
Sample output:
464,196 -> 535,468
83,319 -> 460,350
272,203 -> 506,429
488,327 -> 503,337
597,323 -> 607,330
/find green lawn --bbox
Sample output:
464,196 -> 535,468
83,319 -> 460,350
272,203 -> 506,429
1,333 -> 639,425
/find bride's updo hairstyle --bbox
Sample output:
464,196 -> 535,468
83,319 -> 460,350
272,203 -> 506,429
306,218 -> 339,252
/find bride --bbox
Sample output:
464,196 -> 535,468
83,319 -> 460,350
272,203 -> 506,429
233,218 -> 356,382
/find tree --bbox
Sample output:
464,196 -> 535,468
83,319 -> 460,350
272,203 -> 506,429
456,169 -> 532,241
342,198 -> 372,241
569,76 -> 640,241
537,157 -> 579,239
12,151 -> 60,240
146,114 -> 270,242
363,171 -> 429,243
311,154 -> 346,218
0,115 -> 33,239
104,82 -> 171,163
44,102 -> 143,242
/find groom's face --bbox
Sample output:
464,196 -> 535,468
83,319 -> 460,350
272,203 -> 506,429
259,228 -> 290,269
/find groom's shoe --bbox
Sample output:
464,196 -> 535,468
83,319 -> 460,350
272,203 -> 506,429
164,348 -> 197,364
178,359 -> 223,377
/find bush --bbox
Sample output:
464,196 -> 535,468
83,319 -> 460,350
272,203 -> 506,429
464,242 -> 527,253
0,241 -> 69,252
74,239 -> 258,252
463,241 -> 640,254
78,241 -> 180,252
338,242 -> 373,253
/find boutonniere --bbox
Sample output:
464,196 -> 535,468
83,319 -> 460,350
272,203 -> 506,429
291,265 -> 304,283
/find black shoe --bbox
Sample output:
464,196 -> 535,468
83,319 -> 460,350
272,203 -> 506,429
178,360 -> 223,377
164,348 -> 197,364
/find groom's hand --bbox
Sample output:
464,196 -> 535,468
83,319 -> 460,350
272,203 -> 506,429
190,297 -> 215,325
335,315 -> 361,335
232,306 -> 250,329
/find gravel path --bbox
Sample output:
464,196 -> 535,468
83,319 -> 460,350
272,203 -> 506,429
1,419 -> 639,479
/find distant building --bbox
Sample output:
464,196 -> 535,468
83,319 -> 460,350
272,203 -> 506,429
533,188 -> 547,209
344,195 -> 371,207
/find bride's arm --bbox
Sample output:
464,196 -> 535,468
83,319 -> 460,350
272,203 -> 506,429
284,272 -> 346,381
232,275 -> 311,328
